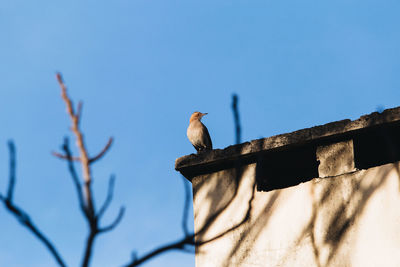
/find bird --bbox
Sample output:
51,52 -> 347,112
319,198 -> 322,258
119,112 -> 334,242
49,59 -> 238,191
187,111 -> 213,153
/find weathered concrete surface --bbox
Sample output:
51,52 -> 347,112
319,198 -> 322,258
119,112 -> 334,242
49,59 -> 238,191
176,107 -> 400,179
316,140 -> 355,177
192,162 -> 400,267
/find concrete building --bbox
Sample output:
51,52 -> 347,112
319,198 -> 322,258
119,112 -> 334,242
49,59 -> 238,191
175,107 -> 400,267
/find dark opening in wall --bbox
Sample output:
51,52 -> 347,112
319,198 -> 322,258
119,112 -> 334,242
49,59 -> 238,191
354,123 -> 400,170
256,145 -> 319,192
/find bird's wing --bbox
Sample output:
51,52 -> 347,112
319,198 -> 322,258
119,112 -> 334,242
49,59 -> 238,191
203,124 -> 213,149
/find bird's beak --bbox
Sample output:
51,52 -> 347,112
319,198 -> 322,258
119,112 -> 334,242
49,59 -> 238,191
201,113 -> 208,117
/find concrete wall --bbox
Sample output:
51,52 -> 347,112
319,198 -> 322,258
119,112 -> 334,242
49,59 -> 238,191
192,160 -> 400,267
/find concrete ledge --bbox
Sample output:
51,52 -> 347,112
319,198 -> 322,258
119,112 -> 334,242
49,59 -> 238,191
176,107 -> 400,179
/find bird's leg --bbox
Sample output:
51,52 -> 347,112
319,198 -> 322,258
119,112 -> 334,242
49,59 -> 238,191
197,146 -> 207,154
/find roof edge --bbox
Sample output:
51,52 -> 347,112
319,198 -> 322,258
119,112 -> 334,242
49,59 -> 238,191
175,106 -> 400,175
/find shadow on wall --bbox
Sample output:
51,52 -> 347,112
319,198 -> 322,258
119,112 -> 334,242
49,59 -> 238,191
192,159 -> 255,247
191,129 -> 400,267
284,164 -> 396,267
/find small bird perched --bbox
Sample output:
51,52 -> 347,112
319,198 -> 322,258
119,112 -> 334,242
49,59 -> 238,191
187,111 -> 213,153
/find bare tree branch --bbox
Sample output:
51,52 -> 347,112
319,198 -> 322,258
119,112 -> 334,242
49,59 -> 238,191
57,72 -> 96,218
0,141 -> 67,267
6,141 -> 16,201
97,175 -> 116,220
125,235 -> 194,267
82,231 -> 97,267
232,94 -> 241,145
52,151 -> 81,162
62,138 -> 87,218
55,73 -> 123,267
2,201 -> 67,267
124,173 -> 198,267
89,137 -> 113,164
98,206 -> 125,233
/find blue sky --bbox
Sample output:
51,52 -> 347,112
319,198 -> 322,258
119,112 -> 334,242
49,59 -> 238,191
0,1 -> 399,266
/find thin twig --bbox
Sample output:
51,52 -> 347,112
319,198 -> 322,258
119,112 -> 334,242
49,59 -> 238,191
52,151 -> 81,162
62,138 -> 87,217
89,137 -> 113,164
97,175 -> 116,219
231,94 -> 241,145
98,206 -> 125,233
0,141 -> 67,267
125,235 -> 194,267
6,141 -> 16,201
126,177 -> 193,266
3,201 -> 68,267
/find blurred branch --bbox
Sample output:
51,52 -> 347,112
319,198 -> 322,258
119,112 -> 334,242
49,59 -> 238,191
55,73 -> 123,267
6,141 -> 16,201
56,72 -> 95,218
231,94 -> 241,145
62,138 -> 87,217
98,206 -> 125,233
125,175 -> 195,267
52,151 -> 81,161
125,235 -> 194,267
89,137 -> 113,164
97,175 -> 116,220
0,141 -> 67,267
125,179 -> 254,267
